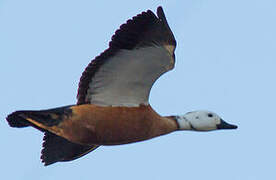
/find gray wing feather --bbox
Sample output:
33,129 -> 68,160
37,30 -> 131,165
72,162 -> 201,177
87,46 -> 174,106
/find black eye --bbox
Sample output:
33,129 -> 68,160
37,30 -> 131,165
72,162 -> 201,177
208,113 -> 213,117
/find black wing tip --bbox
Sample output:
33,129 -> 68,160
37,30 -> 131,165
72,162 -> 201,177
41,157 -> 55,166
157,6 -> 168,23
157,6 -> 165,18
157,6 -> 176,47
41,133 -> 54,166
41,159 -> 52,166
41,132 -> 99,166
41,153 -> 56,166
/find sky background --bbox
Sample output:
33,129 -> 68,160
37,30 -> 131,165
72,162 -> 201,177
1,0 -> 275,179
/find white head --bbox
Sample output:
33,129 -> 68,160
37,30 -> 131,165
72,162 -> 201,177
175,111 -> 237,131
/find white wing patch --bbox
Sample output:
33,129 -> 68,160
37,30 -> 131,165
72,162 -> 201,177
85,46 -> 174,106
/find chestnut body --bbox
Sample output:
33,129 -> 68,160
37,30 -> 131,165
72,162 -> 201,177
51,104 -> 177,145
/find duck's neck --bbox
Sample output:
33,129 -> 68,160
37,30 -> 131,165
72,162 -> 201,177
149,115 -> 195,139
150,116 -> 178,137
165,115 -> 194,130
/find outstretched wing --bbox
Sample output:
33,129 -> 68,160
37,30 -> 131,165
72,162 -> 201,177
77,6 -> 176,106
41,132 -> 99,166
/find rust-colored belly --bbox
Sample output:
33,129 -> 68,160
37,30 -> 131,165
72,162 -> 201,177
61,104 -> 164,145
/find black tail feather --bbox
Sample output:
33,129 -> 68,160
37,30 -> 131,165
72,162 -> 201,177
6,111 -> 32,128
6,111 -> 50,132
6,105 -> 73,129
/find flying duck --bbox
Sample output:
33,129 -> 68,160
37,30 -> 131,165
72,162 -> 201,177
6,6 -> 237,166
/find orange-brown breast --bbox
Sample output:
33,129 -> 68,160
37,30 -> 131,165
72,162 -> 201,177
56,104 -> 177,146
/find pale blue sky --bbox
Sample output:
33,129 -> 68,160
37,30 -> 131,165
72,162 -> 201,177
1,0 -> 276,179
